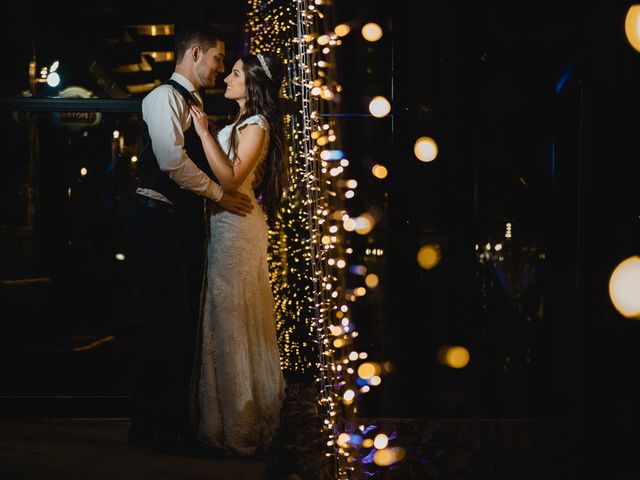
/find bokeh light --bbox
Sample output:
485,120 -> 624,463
361,22 -> 383,42
373,433 -> 388,449
437,345 -> 471,369
372,164 -> 388,179
417,244 -> 441,270
365,273 -> 379,288
357,362 -> 380,379
414,136 -> 438,162
354,213 -> 375,235
625,5 -> 640,52
609,255 -> 640,318
317,34 -> 330,45
46,72 -> 61,87
368,96 -> 391,117
335,24 -> 351,37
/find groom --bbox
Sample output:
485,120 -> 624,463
127,22 -> 252,457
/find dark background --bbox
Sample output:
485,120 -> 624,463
1,0 -> 639,476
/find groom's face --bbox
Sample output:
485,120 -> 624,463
195,39 -> 226,89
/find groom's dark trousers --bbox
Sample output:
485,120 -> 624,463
127,199 -> 204,438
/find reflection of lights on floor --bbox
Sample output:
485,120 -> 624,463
72,335 -> 116,352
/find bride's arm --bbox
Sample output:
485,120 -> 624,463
190,105 -> 265,192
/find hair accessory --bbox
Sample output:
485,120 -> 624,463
257,53 -> 273,80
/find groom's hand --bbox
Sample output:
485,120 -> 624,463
218,191 -> 254,216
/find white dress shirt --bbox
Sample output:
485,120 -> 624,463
136,72 -> 223,203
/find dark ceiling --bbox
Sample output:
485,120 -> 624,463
1,1 -> 248,98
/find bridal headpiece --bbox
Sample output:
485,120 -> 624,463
257,53 -> 273,80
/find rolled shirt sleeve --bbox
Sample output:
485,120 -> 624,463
142,85 -> 223,202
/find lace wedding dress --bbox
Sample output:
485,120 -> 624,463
196,114 -> 286,455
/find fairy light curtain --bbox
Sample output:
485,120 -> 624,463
247,1 -> 371,477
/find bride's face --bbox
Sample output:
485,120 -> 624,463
223,60 -> 246,102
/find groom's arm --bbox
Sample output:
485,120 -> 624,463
142,86 -> 223,202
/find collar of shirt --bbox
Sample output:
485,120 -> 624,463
170,72 -> 202,107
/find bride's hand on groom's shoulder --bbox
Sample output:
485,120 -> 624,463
189,105 -> 210,138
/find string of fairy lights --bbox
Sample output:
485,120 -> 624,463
248,0 -> 318,375
248,0 -> 339,413
248,1 -> 387,478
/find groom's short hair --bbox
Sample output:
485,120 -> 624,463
174,23 -> 224,63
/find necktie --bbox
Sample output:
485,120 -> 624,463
191,91 -> 203,108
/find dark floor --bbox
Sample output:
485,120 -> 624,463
0,414 -> 590,480
0,418 -> 270,480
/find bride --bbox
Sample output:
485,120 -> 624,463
188,52 -> 288,456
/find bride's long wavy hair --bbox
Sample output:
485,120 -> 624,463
227,53 -> 287,224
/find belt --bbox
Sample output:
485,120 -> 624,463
133,194 -> 176,214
